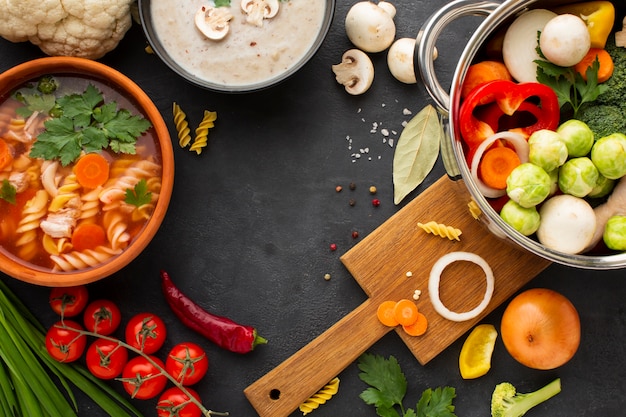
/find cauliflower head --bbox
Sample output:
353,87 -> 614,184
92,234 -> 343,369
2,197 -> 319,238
0,0 -> 135,59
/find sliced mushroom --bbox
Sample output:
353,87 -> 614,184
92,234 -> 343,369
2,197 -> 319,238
332,49 -> 374,95
241,0 -> 280,27
195,6 -> 234,40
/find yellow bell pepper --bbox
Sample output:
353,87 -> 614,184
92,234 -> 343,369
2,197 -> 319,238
553,1 -> 615,49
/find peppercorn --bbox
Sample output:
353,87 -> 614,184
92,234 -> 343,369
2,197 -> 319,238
335,185 -> 343,192
349,182 -> 356,190
349,199 -> 356,206
330,243 -> 337,251
324,273 -> 332,281
372,199 -> 381,207
352,231 -> 359,239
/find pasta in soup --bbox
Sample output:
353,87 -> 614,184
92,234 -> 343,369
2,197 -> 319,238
0,75 -> 161,272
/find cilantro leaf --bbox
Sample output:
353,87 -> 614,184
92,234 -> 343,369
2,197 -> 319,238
358,354 -> 407,415
56,84 -> 103,127
13,92 -> 56,118
0,180 -> 16,204
416,387 -> 457,417
31,116 -> 83,165
125,179 -> 152,207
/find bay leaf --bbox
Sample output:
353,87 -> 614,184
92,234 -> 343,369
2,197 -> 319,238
393,104 -> 443,205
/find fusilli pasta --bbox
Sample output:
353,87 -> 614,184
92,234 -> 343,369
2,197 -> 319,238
172,102 -> 192,148
298,377 -> 340,415
14,190 -> 48,261
189,110 -> 217,154
417,221 -> 462,241
51,246 -> 123,272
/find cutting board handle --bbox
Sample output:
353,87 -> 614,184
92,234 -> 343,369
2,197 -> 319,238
244,297 -> 392,417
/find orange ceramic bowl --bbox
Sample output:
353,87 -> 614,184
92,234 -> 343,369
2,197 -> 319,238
0,57 -> 174,286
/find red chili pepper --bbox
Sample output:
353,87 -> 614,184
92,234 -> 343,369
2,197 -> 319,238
459,80 -> 560,149
160,270 -> 267,354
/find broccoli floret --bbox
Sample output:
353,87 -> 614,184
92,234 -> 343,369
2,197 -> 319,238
577,104 -> 626,138
491,378 -> 561,417
36,75 -> 59,94
596,35 -> 626,109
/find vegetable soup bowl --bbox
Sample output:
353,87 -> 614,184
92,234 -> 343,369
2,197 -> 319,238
417,0 -> 626,269
0,57 -> 174,286
138,0 -> 335,93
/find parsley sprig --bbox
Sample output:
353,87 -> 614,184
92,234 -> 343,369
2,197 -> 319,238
0,180 -> 16,204
29,84 -> 152,166
358,353 -> 457,417
534,38 -> 608,117
124,179 -> 152,207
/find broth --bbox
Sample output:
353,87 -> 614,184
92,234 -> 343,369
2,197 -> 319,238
0,75 -> 162,272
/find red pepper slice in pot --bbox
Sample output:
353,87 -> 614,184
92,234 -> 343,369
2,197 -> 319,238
459,80 -> 560,149
161,270 -> 267,354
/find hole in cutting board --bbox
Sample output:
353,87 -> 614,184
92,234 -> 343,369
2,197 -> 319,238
437,259 -> 489,312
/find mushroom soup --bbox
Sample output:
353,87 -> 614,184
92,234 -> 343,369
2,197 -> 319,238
150,0 -> 329,87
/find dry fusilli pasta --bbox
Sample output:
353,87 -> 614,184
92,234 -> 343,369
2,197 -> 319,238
468,200 -> 482,220
299,377 -> 340,415
189,110 -> 217,154
172,102 -> 192,148
417,221 -> 462,241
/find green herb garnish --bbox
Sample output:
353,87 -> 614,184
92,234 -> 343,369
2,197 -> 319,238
358,353 -> 457,417
214,0 -> 230,7
125,178 -> 152,207
0,179 -> 16,204
29,84 -> 152,166
13,90 -> 57,118
535,36 -> 608,117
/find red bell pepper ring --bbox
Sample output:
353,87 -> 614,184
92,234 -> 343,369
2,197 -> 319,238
459,80 -> 560,149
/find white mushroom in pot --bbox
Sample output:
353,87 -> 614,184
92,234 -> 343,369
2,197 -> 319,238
332,49 -> 375,95
194,6 -> 234,40
345,1 -> 396,53
241,0 -> 280,27
387,32 -> 438,84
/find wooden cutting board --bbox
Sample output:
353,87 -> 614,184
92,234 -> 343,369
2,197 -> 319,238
244,175 -> 551,417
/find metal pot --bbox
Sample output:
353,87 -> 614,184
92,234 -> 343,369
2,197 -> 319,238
417,0 -> 625,269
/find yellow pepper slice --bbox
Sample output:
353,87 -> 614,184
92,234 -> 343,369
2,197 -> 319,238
553,1 -> 615,49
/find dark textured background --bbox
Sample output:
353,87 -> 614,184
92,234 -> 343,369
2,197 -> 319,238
0,0 -> 624,416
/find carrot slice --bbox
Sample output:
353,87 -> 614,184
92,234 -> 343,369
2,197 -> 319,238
0,139 -> 13,171
461,61 -> 512,99
574,48 -> 614,83
71,223 -> 107,252
74,153 -> 110,189
393,299 -> 419,326
402,312 -> 428,336
377,301 -> 399,327
478,146 -> 521,190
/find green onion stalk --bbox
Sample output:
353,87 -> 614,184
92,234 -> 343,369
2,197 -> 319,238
0,278 -> 142,417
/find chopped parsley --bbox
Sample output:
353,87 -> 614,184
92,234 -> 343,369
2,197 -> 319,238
0,180 -> 16,204
214,0 -> 230,6
358,353 -> 457,417
124,179 -> 152,207
29,84 -> 152,166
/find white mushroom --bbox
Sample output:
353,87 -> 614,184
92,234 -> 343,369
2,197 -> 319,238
241,0 -> 280,27
540,14 -> 590,67
616,16 -> 626,48
536,194 -> 596,254
387,32 -> 438,84
332,49 -> 375,95
194,6 -> 234,40
376,1 -> 396,18
345,1 -> 396,53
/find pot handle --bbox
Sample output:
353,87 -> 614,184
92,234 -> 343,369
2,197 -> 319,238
417,0 -> 501,113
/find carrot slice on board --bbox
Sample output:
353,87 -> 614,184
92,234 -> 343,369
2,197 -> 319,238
393,299 -> 419,326
478,146 -> 521,190
74,153 -> 110,189
71,223 -> 107,252
377,301 -> 399,327
402,312 -> 428,336
574,48 -> 614,84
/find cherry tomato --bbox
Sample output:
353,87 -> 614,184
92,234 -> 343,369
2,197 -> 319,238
121,355 -> 167,400
165,342 -> 209,386
125,312 -> 167,354
156,387 -> 202,417
85,339 -> 128,379
83,299 -> 122,335
45,320 -> 87,363
49,286 -> 89,317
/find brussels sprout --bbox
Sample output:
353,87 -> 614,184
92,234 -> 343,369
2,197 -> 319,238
547,168 -> 559,196
587,174 -> 615,199
591,133 -> 626,179
528,129 -> 568,172
500,199 -> 541,236
557,119 -> 594,157
506,163 -> 552,207
603,215 -> 626,250
558,157 -> 599,197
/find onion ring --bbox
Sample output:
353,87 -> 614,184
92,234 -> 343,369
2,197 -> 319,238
469,131 -> 529,198
428,251 -> 494,322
